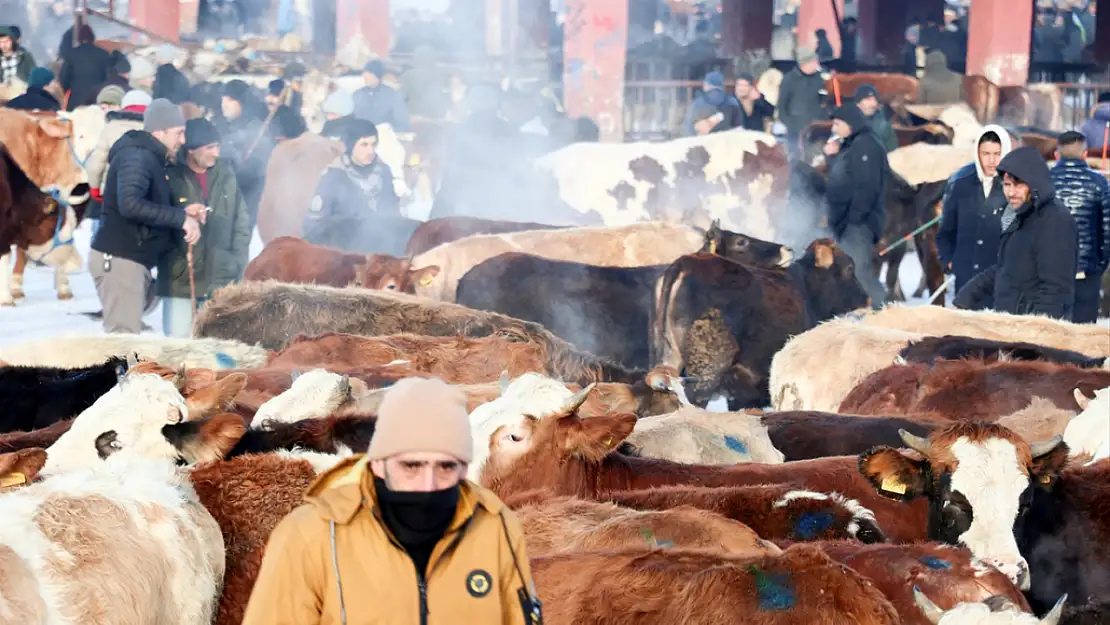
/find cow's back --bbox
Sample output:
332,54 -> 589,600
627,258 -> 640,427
256,133 -> 343,244
404,216 -> 565,256
244,236 -> 361,287
414,222 -> 703,302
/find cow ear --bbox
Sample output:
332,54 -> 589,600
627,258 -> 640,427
858,446 -> 928,502
0,448 -> 47,489
38,118 -> 71,139
185,373 -> 247,420
814,243 -> 836,268
499,370 -> 511,395
184,368 -> 218,390
567,413 -> 637,462
410,265 -> 440,288
1030,436 -> 1069,489
162,413 -> 247,465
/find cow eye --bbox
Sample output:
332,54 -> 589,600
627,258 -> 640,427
509,434 -> 523,442
733,239 -> 748,248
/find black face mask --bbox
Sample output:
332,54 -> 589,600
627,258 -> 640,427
374,475 -> 460,549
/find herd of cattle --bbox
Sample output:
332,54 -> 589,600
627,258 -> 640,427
0,211 -> 1106,624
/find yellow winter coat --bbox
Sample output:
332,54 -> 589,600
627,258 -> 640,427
241,455 -> 538,625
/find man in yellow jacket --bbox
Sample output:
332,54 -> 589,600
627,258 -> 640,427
242,377 -> 541,625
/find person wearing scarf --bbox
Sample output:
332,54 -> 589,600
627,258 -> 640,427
242,377 -> 540,625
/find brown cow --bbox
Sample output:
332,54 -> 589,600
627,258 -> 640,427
532,544 -> 901,625
0,145 -> 83,306
825,73 -> 919,103
243,236 -> 440,293
0,447 -> 46,489
814,541 -> 1032,625
839,360 -> 1110,420
403,216 -> 566,256
511,495 -> 779,558
266,330 -> 647,387
601,483 -> 888,544
480,404 -> 929,543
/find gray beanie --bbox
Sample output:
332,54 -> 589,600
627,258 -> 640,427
143,98 -> 186,133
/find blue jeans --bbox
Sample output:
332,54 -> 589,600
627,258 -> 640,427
162,296 -> 207,337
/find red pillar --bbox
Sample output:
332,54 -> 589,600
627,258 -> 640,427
965,0 -> 1032,86
722,0 -> 774,57
129,0 -> 180,43
336,0 -> 390,58
563,0 -> 628,142
796,0 -> 843,56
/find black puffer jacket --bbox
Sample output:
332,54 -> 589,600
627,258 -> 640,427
5,86 -> 60,111
1050,158 -> 1110,276
956,147 -> 1078,319
91,130 -> 186,268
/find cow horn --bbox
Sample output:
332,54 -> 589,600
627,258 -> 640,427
1030,436 -> 1063,459
499,371 -> 511,395
983,595 -> 1019,612
899,429 -> 931,455
338,375 -> 351,398
290,368 -> 303,383
560,384 -> 595,413
126,352 -> 139,368
1040,594 -> 1067,625
912,587 -> 945,625
173,365 -> 187,391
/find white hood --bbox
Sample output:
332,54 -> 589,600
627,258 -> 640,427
973,124 -> 1013,182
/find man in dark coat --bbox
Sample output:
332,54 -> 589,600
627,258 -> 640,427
1050,131 -> 1110,323
853,84 -> 897,152
90,99 -> 205,333
217,79 -> 270,231
936,125 -> 1013,293
303,118 -> 402,252
353,59 -> 411,132
730,72 -> 775,132
824,104 -> 889,307
58,25 -> 112,110
955,147 -> 1079,320
777,46 -> 826,159
5,67 -> 60,111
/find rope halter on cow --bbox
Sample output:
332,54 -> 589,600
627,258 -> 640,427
25,187 -> 78,266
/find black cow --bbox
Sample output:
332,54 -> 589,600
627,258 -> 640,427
455,226 -> 793,369
651,239 -> 869,409
1020,458 -> 1110,620
224,414 -> 377,458
0,356 -> 128,433
761,411 -> 940,461
899,335 -> 1108,369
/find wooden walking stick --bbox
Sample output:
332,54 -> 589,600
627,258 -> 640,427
187,243 -> 197,321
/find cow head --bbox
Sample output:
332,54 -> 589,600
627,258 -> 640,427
43,373 -> 247,474
355,254 -> 440,293
252,368 -> 369,428
912,587 -> 1065,625
58,105 -> 107,164
797,238 -> 871,316
859,422 -> 1070,590
31,117 -> 90,195
700,219 -> 794,268
1063,386 -> 1109,463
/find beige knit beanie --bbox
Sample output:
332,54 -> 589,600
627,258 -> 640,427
368,377 -> 473,463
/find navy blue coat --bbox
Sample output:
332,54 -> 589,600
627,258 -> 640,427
1050,158 -> 1110,276
302,156 -> 401,253
936,162 -> 1008,292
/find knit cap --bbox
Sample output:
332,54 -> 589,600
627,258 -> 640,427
143,98 -> 186,132
368,378 -> 473,463
121,89 -> 152,109
96,84 -> 126,106
28,67 -> 54,89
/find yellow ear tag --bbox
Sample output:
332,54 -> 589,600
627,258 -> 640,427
418,274 -> 434,287
1039,475 -> 1053,485
707,240 -> 718,254
880,475 -> 907,495
0,472 -> 27,488
602,438 -> 613,447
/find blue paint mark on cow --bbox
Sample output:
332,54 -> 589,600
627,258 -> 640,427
920,556 -> 952,570
215,352 -> 236,368
793,512 -> 834,540
747,566 -> 795,611
724,436 -> 748,455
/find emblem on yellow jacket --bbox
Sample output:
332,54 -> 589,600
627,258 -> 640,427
466,569 -> 492,598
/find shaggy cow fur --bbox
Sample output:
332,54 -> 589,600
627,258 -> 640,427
856,304 -> 1110,359
814,541 -> 1031,625
531,544 -> 902,625
600,484 -> 888,544
403,216 -> 565,256
480,407 -> 929,543
898,335 -> 1107,369
510,494 -> 780,558
243,236 -> 440,293
0,356 -> 126,433
838,360 -> 1110,420
266,329 -> 646,386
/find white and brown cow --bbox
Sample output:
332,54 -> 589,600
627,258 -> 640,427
533,128 -> 794,242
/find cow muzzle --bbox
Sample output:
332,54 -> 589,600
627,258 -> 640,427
985,557 -> 1030,590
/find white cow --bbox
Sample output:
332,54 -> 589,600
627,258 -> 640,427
0,334 -> 267,370
1064,387 -> 1110,464
251,369 -> 370,428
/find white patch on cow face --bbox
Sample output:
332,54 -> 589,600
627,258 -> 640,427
252,369 -> 354,428
43,374 -> 189,475
1063,386 -> 1110,462
68,105 -> 107,162
947,436 -> 1031,589
467,372 -> 574,482
273,446 -> 355,474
